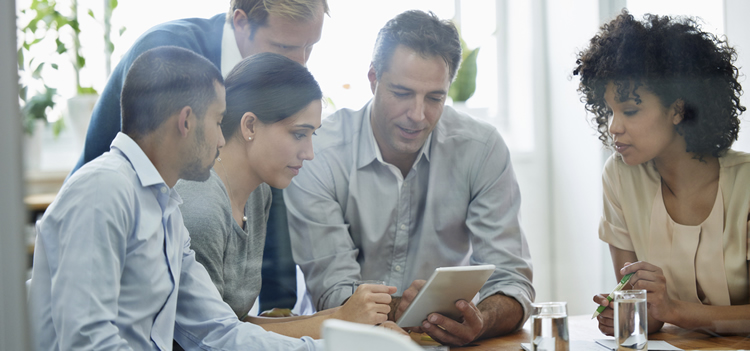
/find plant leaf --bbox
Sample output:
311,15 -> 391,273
55,38 -> 66,54
78,86 -> 97,95
31,62 -> 45,79
449,48 -> 479,102
88,9 -> 95,19
52,117 -> 65,137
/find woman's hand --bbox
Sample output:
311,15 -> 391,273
621,261 -> 679,324
332,284 -> 397,325
593,293 -> 615,336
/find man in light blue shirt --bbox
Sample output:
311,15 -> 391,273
285,10 -> 534,347
28,46 -> 322,351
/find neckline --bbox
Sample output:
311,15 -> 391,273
657,180 -> 723,228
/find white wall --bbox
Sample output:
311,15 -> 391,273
0,0 -> 32,348
546,0 -> 608,315
725,0 -> 750,153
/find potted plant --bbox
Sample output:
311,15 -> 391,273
18,0 -> 123,152
449,29 -> 480,104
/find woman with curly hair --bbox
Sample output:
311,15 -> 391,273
575,10 -> 750,335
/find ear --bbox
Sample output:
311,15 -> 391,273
367,64 -> 378,94
240,112 -> 259,141
177,106 -> 193,138
670,99 -> 685,125
233,9 -> 250,33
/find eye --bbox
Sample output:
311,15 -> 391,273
623,110 -> 637,116
393,92 -> 409,98
294,132 -> 306,140
427,96 -> 443,103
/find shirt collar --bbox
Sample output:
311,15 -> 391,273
110,132 -> 168,189
357,100 -> 433,170
220,21 -> 243,78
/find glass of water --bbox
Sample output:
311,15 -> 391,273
530,302 -> 569,351
614,289 -> 648,351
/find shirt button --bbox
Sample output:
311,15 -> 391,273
160,187 -> 168,194
395,265 -> 402,272
400,224 -> 407,230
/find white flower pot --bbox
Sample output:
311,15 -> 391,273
66,94 -> 99,151
24,119 -> 46,171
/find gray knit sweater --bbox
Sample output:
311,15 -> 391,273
175,169 -> 272,319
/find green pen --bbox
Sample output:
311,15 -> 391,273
591,272 -> 635,319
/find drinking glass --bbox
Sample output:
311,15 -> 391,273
351,280 -> 386,294
530,302 -> 569,351
614,290 -> 648,351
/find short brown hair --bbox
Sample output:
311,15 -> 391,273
227,0 -> 329,34
372,10 -> 461,81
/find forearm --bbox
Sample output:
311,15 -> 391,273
665,301 -> 750,335
245,314 -> 315,324
249,314 -> 328,339
477,294 -> 524,339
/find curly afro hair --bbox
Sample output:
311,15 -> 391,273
573,10 -> 744,158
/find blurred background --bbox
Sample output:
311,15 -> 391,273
4,0 -> 750,348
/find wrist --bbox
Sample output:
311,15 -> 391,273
662,299 -> 688,327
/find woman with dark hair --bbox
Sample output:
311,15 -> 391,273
575,11 -> 750,335
175,53 -> 400,339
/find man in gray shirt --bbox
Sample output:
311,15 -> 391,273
284,10 -> 534,346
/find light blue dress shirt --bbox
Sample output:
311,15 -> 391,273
285,101 -> 535,324
29,132 -> 322,351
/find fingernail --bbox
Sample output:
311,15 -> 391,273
423,322 -> 431,329
429,315 -> 438,323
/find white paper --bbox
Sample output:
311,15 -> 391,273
595,339 -> 683,351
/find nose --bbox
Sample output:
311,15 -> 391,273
300,137 -> 314,161
406,98 -> 426,123
217,128 -> 226,148
287,48 -> 307,66
608,113 -> 623,136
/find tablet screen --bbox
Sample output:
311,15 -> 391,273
396,265 -> 495,327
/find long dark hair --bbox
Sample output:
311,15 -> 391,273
222,52 -> 322,140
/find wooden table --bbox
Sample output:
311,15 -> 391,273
413,315 -> 750,350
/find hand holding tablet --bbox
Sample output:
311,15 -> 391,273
396,265 -> 496,328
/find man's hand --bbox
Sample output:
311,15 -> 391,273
391,280 -> 427,322
421,299 -> 485,346
333,284 -> 396,325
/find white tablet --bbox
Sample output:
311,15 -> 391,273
396,265 -> 496,328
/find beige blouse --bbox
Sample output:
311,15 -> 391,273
599,150 -> 750,306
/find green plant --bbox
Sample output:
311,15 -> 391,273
449,30 -> 480,103
18,0 -> 123,135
